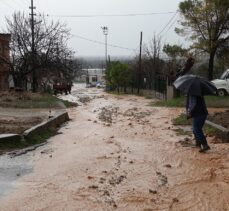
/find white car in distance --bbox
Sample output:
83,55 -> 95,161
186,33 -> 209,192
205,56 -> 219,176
212,69 -> 229,96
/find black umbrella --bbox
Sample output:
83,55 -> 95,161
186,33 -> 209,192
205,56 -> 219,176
173,74 -> 217,96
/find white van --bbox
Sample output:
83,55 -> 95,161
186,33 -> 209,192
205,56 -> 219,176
212,69 -> 229,96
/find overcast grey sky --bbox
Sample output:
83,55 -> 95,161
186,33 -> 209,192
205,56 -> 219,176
0,0 -> 184,57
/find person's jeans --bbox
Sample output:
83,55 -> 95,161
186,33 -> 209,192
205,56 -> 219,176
192,115 -> 208,145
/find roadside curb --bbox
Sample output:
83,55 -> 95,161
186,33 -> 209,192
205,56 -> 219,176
0,111 -> 69,143
0,134 -> 21,144
23,111 -> 69,139
206,120 -> 229,142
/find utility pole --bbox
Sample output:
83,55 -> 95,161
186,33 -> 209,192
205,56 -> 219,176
30,0 -> 36,92
137,31 -> 143,94
101,26 -> 108,72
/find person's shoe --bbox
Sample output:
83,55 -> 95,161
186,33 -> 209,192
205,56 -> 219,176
199,145 -> 210,153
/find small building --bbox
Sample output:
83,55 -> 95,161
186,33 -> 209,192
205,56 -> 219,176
0,34 -> 11,91
85,68 -> 105,86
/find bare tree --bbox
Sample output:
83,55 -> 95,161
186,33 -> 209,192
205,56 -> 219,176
142,35 -> 164,89
5,12 -> 78,91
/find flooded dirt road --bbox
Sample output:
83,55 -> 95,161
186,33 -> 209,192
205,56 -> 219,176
0,84 -> 229,211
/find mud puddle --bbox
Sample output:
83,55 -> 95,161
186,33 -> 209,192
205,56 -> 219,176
0,154 -> 33,197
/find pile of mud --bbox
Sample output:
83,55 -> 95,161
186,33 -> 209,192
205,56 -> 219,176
208,110 -> 229,129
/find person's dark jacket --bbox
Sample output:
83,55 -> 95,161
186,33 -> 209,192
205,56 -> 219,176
186,95 -> 208,118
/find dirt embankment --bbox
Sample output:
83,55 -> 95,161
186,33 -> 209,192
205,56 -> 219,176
208,109 -> 229,129
0,107 -> 54,134
0,91 -> 67,134
0,86 -> 228,211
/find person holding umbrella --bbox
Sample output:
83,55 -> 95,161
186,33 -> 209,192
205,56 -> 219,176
173,74 -> 217,152
186,93 -> 210,152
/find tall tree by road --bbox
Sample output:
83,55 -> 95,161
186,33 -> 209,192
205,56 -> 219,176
105,61 -> 132,92
5,12 -> 77,91
176,0 -> 229,80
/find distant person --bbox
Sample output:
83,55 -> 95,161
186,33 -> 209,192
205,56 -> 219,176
186,94 -> 210,152
177,56 -> 195,77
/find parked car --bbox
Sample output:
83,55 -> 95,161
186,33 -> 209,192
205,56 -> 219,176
96,81 -> 106,88
212,69 -> 229,96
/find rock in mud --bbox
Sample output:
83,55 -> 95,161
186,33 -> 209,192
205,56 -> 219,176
87,176 -> 94,180
164,164 -> 172,168
173,197 -> 179,203
88,185 -> 98,189
149,189 -> 157,194
159,175 -> 168,186
109,175 -> 126,186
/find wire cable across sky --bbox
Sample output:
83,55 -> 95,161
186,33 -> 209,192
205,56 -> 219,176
49,11 -> 177,18
158,11 -> 178,36
71,34 -> 137,53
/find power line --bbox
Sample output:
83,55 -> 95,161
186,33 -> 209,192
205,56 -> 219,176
158,11 -> 178,36
162,16 -> 179,36
71,34 -> 137,52
49,11 -> 176,18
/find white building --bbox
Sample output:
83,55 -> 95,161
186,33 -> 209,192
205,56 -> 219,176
85,68 -> 105,86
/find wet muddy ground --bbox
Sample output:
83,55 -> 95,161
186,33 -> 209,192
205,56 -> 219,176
0,84 -> 229,211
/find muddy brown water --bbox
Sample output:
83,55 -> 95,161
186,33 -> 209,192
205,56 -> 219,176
0,84 -> 229,211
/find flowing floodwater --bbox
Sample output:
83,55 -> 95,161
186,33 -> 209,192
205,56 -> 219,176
0,83 -> 229,211
0,153 -> 33,197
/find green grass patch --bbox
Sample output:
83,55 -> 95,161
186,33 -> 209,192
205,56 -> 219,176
172,113 -> 192,125
174,128 -> 192,136
152,96 -> 229,108
172,113 -> 226,140
203,125 -> 219,137
205,96 -> 229,108
25,128 -> 56,145
145,95 -> 152,99
0,138 -> 24,150
0,92 -> 77,109
153,96 -> 185,107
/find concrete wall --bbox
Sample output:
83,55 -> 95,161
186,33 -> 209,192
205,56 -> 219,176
167,85 -> 174,100
23,111 -> 69,139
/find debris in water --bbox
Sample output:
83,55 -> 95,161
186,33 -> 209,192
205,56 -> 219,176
164,164 -> 172,168
149,189 -> 157,194
88,185 -> 98,189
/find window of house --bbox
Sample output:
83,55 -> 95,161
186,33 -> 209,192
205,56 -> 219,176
92,76 -> 97,82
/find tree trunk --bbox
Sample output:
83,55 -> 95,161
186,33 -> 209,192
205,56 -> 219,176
208,50 -> 216,81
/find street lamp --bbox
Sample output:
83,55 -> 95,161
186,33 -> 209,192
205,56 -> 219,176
101,26 -> 108,70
